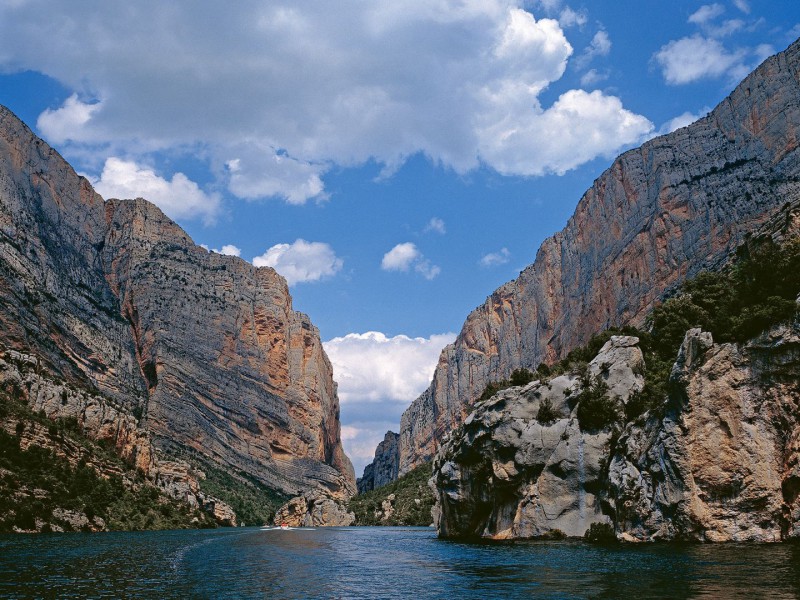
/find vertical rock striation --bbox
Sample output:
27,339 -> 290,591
0,104 -> 355,504
357,431 -> 400,494
399,38 -> 800,476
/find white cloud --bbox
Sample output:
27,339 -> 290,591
477,89 -> 653,176
324,331 -> 456,404
36,95 -> 100,144
381,243 -> 419,272
92,157 -> 221,224
212,244 -> 241,257
381,242 -> 441,279
424,217 -> 446,234
558,7 -> 586,28
688,4 -> 725,25
252,239 -> 343,285
733,0 -> 750,14
0,2 -> 653,197
658,109 -> 710,135
653,35 -> 747,85
580,68 -> 608,87
658,107 -> 711,135
479,247 -> 511,267
575,29 -> 611,70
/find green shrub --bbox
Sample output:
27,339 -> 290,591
536,398 -> 559,425
575,376 -> 618,432
584,522 -> 616,543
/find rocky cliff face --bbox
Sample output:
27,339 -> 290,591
399,38 -> 800,476
357,431 -> 400,494
0,105 -> 355,506
433,336 -> 644,539
432,323 -> 800,542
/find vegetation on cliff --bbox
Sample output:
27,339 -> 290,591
478,234 -> 800,428
194,459 -> 288,527
0,392 -> 217,533
348,463 -> 434,526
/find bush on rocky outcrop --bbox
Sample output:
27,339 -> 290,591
584,522 -> 616,543
536,398 -> 559,425
574,376 -> 618,432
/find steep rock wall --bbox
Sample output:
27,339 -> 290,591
0,105 -> 355,500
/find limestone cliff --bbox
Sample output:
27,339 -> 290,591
0,104 -> 355,508
432,324 -> 800,542
357,431 -> 400,494
400,38 -> 800,476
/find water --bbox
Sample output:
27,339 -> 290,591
1,527 -> 799,599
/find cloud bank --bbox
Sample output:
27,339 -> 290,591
1,1 -> 654,209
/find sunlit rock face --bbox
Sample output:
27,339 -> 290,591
400,39 -> 800,477
0,105 -> 355,501
433,324 -> 800,542
432,336 -> 644,539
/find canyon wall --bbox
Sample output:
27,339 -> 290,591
397,38 -> 800,476
0,105 -> 355,501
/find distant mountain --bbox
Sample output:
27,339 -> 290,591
0,106 -> 355,515
360,38 -> 800,486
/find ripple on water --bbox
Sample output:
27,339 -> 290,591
1,528 -> 800,599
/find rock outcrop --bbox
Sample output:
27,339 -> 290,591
608,325 -> 800,542
357,431 -> 400,494
399,38 -> 800,476
433,336 -> 644,539
0,104 -> 355,512
274,490 -> 355,527
432,323 -> 800,542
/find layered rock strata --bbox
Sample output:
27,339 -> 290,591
399,38 -> 800,476
0,105 -> 355,508
433,323 -> 800,542
357,431 -> 400,494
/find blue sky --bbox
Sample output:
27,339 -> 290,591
1,0 -> 798,475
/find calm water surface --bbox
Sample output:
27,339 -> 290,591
1,527 -> 799,599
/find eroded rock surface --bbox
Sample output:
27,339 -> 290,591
274,491 -> 355,527
0,104 -> 355,515
432,336 -> 643,539
357,431 -> 400,493
433,324 -> 800,542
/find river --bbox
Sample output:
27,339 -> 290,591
1,527 -> 798,598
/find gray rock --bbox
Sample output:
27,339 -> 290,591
357,431 -> 400,493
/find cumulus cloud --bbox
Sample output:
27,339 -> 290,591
0,1 -> 654,199
653,35 -> 747,85
252,239 -> 343,285
381,243 -> 441,279
381,243 -> 419,272
479,248 -> 511,268
424,217 -> 446,234
325,330 -> 455,474
325,331 -> 456,404
92,157 -> 221,224
477,89 -> 653,176
36,94 -> 100,144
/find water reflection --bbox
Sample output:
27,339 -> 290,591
1,528 -> 799,599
